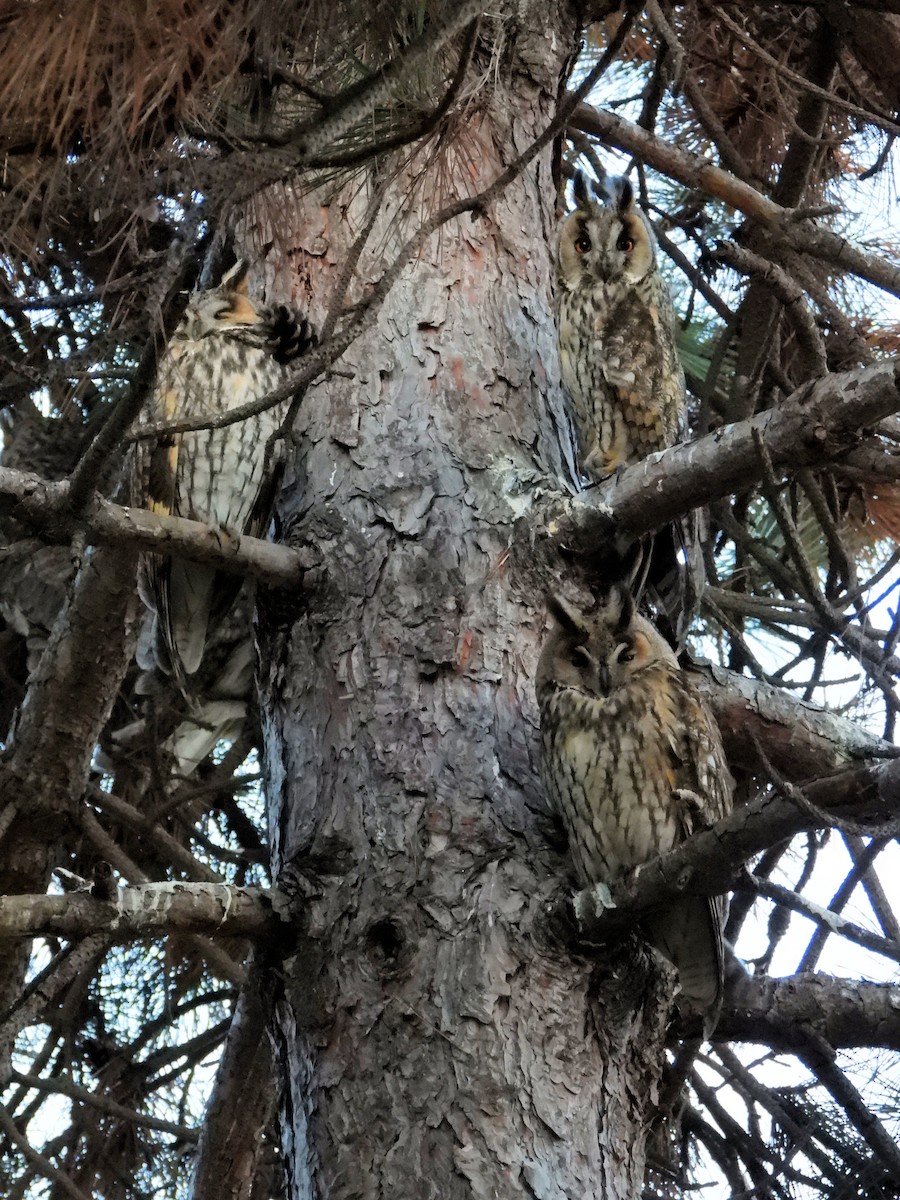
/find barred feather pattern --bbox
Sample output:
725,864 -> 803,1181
134,264 -> 316,679
556,175 -> 701,649
555,176 -> 685,478
536,592 -> 733,1027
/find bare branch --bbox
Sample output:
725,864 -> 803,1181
526,362 -> 900,557
0,885 -> 279,942
0,465 -> 303,587
713,241 -> 829,378
568,757 -> 900,944
191,955 -> 278,1200
736,872 -> 900,964
570,101 -> 900,298
719,972 -> 900,1051
8,1069 -> 198,1141
690,660 -> 898,778
0,1100 -> 94,1200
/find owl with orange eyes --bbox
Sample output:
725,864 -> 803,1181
555,172 -> 685,479
536,590 -> 733,1025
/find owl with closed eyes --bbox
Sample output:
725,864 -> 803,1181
535,589 -> 733,1026
556,172 -> 686,478
134,261 -> 316,681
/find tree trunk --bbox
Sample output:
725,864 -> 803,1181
255,15 -> 673,1196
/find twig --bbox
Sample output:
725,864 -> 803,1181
737,869 -> 900,963
798,836 -> 887,973
645,0 -> 685,93
712,1046 -> 843,1183
8,1069 -> 198,1141
0,1101 -> 94,1200
711,4 -> 900,140
681,74 -> 757,184
749,731 -> 900,839
843,832 -> 900,943
796,1027 -> 900,1183
714,242 -> 828,378
655,226 -> 735,323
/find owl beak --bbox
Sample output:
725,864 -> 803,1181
596,662 -> 611,696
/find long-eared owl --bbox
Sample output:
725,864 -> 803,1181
556,172 -> 685,478
134,261 -> 316,681
535,589 -> 733,1024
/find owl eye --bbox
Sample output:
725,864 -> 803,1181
617,233 -> 635,254
616,641 -> 636,664
574,235 -> 592,254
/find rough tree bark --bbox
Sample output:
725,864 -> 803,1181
248,11 -> 677,1198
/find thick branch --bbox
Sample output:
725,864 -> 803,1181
569,757 -> 900,942
0,540 -> 138,1029
0,885 -> 279,941
191,954 -> 278,1200
526,363 -> 900,554
690,662 -> 898,778
0,465 -> 303,587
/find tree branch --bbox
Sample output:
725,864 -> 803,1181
568,756 -> 900,943
569,101 -> 900,299
8,1068 -> 198,1141
0,885 -> 279,941
525,362 -> 900,557
719,973 -> 900,1051
0,465 -> 303,587
689,661 -> 898,779
735,872 -> 900,964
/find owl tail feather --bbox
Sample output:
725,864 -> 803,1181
633,510 -> 706,653
609,508 -> 710,652
592,513 -> 705,652
154,560 -> 219,680
645,893 -> 724,1037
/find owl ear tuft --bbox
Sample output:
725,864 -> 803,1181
220,260 -> 250,294
546,594 -> 588,637
602,584 -> 634,635
616,178 -> 636,217
572,171 -> 591,211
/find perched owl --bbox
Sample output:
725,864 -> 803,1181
535,589 -> 733,1024
134,261 -> 316,680
556,171 -> 685,478
556,171 -> 701,647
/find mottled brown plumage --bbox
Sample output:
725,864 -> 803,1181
556,172 -> 702,648
536,590 -> 733,1025
134,262 -> 316,680
556,173 -> 685,477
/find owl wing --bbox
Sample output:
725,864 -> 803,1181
651,670 -> 734,1026
674,675 -> 734,828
